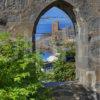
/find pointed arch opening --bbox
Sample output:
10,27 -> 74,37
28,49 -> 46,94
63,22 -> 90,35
32,0 -> 77,81
32,1 -> 77,49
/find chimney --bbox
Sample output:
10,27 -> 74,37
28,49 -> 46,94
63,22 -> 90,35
52,21 -> 59,33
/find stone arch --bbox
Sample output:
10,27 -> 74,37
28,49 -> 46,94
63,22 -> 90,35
33,0 -> 76,34
32,0 -> 99,92
32,0 -> 79,79
0,0 -> 99,93
32,0 -> 77,49
32,0 -> 85,81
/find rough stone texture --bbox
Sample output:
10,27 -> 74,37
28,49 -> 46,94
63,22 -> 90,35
0,0 -> 100,94
44,81 -> 97,100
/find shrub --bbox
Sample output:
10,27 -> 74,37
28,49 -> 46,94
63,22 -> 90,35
53,43 -> 76,82
0,33 -> 44,100
53,61 -> 75,82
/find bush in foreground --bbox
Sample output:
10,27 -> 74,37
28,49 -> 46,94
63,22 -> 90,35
0,33 -> 44,100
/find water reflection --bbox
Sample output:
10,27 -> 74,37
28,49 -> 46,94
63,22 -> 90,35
41,51 -> 53,62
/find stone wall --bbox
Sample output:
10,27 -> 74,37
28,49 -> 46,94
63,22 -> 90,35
0,0 -> 100,93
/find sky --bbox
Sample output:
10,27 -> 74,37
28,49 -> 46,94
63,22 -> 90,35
36,7 -> 73,34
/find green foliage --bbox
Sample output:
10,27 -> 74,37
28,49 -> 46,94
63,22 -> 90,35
53,43 -> 76,82
39,42 -> 76,82
53,61 -> 75,82
32,87 -> 55,100
41,70 -> 55,82
0,32 -> 11,41
0,33 -> 44,100
0,32 -> 76,99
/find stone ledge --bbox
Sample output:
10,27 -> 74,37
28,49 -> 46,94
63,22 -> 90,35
44,81 -> 98,100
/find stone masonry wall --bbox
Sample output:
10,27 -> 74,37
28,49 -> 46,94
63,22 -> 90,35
0,0 -> 100,93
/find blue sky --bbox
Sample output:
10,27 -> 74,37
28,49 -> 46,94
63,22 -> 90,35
36,7 -> 73,34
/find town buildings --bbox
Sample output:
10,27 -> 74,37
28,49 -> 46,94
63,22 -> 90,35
36,21 -> 75,54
